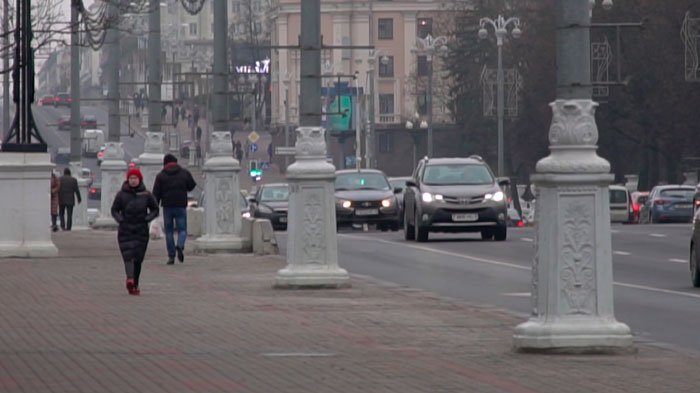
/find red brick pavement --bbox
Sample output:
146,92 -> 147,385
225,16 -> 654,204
1,230 -> 699,393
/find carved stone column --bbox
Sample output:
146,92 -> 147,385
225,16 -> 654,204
69,162 -> 90,231
194,131 -> 251,253
93,143 -> 127,229
513,100 -> 633,352
275,127 -> 350,288
0,153 -> 58,257
138,132 -> 166,191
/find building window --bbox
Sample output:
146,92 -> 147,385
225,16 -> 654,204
379,94 -> 394,114
417,92 -> 428,115
231,0 -> 240,13
378,18 -> 393,40
378,132 -> 393,153
417,18 -> 432,38
417,55 -> 429,76
254,22 -> 262,34
378,55 -> 394,78
189,23 -> 198,36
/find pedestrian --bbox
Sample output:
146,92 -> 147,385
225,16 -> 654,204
244,140 -> 250,159
193,105 -> 200,127
181,106 -> 187,121
235,145 -> 243,163
152,154 -> 196,265
50,171 -> 60,232
174,105 -> 180,122
195,142 -> 202,166
111,168 -> 159,296
58,168 -> 81,231
267,142 -> 273,162
196,126 -> 202,142
235,140 -> 242,153
161,105 -> 167,121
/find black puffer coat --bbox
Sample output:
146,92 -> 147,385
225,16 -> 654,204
152,164 -> 196,208
111,182 -> 159,263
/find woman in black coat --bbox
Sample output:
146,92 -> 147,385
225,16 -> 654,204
111,168 -> 159,295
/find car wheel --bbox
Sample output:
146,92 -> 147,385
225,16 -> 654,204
403,207 -> 415,240
481,230 -> 494,241
414,209 -> 429,242
692,244 -> 700,288
493,225 -> 507,241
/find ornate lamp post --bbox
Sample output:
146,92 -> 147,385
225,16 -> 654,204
415,34 -> 448,158
478,15 -> 521,178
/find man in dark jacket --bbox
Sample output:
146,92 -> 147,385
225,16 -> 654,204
152,154 -> 196,264
58,168 -> 82,231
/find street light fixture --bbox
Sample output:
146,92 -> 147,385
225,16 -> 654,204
415,34 -> 448,158
479,15 -> 521,178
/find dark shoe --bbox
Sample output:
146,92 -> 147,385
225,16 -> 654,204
126,278 -> 136,295
176,247 -> 184,263
52,226 -> 58,232
166,258 -> 175,265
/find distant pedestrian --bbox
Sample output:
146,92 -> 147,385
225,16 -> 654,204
50,172 -> 60,232
244,140 -> 250,159
196,126 -> 202,142
187,113 -> 192,128
193,106 -> 200,126
174,106 -> 180,122
195,142 -> 202,166
111,168 -> 159,296
235,145 -> 243,163
181,106 -> 187,121
152,154 -> 196,265
161,105 -> 167,121
267,142 -> 273,162
58,168 -> 81,231
235,140 -> 242,153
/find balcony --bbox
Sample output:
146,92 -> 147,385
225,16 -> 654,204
378,114 -> 398,124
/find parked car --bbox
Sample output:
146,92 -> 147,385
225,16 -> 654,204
403,156 -> 509,242
335,169 -> 401,231
39,95 -> 55,106
388,176 -> 412,226
630,191 -> 649,224
639,185 -> 695,224
58,115 -> 71,131
249,183 -> 289,230
81,115 -> 97,129
55,92 -> 72,107
609,185 -> 632,223
88,183 -> 101,200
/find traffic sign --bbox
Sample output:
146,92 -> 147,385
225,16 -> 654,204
249,143 -> 259,153
261,161 -> 270,170
248,131 -> 260,143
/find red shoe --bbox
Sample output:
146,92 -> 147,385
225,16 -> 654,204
133,288 -> 141,296
126,278 -> 136,295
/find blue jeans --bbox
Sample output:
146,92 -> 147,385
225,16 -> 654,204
163,207 -> 187,258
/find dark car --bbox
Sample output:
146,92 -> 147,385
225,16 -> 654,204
199,191 -> 251,219
389,176 -> 412,226
639,185 -> 694,224
403,156 -> 509,242
335,169 -> 401,231
58,115 -> 71,131
39,95 -> 55,106
55,92 -> 72,107
88,183 -> 101,200
250,183 -> 289,230
81,114 -> 97,129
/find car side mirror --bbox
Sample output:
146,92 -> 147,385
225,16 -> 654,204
406,180 -> 417,188
248,197 -> 257,204
497,177 -> 511,189
393,187 -> 402,194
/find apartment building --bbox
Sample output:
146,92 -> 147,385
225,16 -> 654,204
269,0 -> 456,174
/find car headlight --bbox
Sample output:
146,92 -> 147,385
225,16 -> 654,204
484,191 -> 504,202
241,211 -> 251,218
258,204 -> 273,214
381,199 -> 392,208
341,200 -> 352,209
422,193 -> 443,203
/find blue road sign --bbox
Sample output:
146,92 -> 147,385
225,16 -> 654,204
260,161 -> 270,170
250,143 -> 259,152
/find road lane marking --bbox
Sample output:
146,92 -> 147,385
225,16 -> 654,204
500,292 -> 531,297
650,233 -> 667,238
669,258 -> 687,264
520,238 -> 534,242
338,233 -> 700,300
613,251 -> 631,256
611,229 -> 620,234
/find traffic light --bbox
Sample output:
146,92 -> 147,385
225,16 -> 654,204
249,159 -> 262,177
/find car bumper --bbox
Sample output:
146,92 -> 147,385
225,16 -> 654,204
256,211 -> 288,229
652,207 -> 693,222
419,203 -> 507,232
336,206 -> 399,226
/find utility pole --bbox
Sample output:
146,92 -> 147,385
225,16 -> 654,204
366,0 -> 374,168
212,0 -> 227,132
106,2 -> 120,142
2,0 -> 9,135
299,0 -> 321,126
69,0 -> 81,162
148,0 -> 161,133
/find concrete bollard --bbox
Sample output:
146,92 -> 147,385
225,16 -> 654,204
252,219 -> 279,256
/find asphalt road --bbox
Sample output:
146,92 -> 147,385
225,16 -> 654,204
33,103 -> 145,209
278,222 -> 700,354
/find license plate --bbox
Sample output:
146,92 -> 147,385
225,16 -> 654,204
675,204 -> 692,209
355,208 -> 379,216
452,213 -> 478,222
279,217 -> 288,223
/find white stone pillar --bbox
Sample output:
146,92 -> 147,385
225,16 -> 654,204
276,127 -> 350,288
0,152 -> 58,257
194,131 -> 251,253
513,100 -> 633,352
138,132 -> 166,191
69,162 -> 90,231
93,142 -> 127,229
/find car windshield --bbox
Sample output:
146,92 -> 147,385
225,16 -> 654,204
260,186 -> 289,202
422,164 -> 494,185
609,190 -> 628,204
659,189 -> 694,200
335,173 -> 390,191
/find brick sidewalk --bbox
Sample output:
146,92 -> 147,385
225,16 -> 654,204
1,230 -> 699,393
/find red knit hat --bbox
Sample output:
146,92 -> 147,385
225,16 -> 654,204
126,168 -> 143,183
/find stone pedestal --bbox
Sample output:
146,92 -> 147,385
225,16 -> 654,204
0,152 -> 58,257
138,132 -> 166,190
513,100 -> 632,352
93,143 -> 127,229
69,162 -> 90,231
275,127 -> 350,288
194,131 -> 250,253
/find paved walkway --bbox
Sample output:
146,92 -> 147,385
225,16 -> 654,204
2,230 -> 699,392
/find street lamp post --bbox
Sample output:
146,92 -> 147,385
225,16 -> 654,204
365,49 -> 389,169
282,72 -> 291,169
479,15 -> 521,178
415,35 -> 448,158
